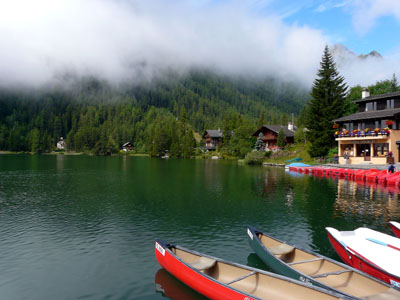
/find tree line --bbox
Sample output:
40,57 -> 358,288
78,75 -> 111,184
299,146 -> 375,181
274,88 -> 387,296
0,72 -> 309,157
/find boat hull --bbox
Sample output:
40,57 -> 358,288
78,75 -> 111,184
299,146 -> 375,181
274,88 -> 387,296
155,239 -> 344,300
247,226 -> 400,300
155,240 -> 249,300
247,227 -> 322,288
390,221 -> 400,238
326,229 -> 400,288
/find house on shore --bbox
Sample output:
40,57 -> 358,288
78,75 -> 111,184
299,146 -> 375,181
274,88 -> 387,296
333,89 -> 400,164
252,124 -> 296,150
122,142 -> 134,151
203,129 -> 223,151
57,137 -> 66,150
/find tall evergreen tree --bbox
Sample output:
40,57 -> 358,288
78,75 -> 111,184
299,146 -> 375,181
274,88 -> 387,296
306,45 -> 347,157
257,110 -> 266,128
255,132 -> 264,151
391,73 -> 399,92
277,128 -> 285,148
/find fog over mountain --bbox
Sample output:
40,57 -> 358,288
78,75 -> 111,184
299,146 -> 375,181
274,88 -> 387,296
0,0 -> 399,89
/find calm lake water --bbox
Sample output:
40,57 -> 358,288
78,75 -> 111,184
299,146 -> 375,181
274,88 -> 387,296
0,155 -> 399,300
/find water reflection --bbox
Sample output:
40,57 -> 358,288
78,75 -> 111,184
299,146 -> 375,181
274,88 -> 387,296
56,154 -> 64,172
335,178 -> 400,225
154,269 -> 207,300
2,155 -> 400,299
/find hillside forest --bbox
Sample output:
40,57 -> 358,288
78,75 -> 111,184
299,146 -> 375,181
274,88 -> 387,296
0,69 -> 398,158
0,71 -> 309,157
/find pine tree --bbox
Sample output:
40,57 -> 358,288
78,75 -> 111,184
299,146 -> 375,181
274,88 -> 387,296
306,45 -> 348,157
257,111 -> 266,128
280,113 -> 289,126
391,73 -> 399,92
277,128 -> 285,148
255,132 -> 264,151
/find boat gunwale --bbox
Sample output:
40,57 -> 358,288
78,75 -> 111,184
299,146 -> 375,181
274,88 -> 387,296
155,238 -> 345,300
247,226 -> 396,298
326,228 -> 400,283
390,221 -> 400,238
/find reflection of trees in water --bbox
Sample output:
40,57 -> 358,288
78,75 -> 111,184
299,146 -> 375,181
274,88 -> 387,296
334,179 -> 400,223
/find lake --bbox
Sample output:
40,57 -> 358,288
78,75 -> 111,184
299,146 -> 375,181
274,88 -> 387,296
0,155 -> 399,299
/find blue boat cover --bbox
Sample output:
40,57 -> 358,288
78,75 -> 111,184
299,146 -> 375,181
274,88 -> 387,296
286,162 -> 311,167
285,157 -> 302,163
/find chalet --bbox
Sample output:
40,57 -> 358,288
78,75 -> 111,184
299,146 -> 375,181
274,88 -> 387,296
333,89 -> 400,164
203,129 -> 223,150
57,137 -> 66,150
252,124 -> 296,150
122,142 -> 134,151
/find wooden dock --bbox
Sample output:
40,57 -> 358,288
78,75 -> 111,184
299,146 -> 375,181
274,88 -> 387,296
263,163 -> 285,167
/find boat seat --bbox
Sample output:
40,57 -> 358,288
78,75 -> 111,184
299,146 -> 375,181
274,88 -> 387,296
226,271 -> 256,285
190,257 -> 216,271
270,243 -> 295,256
360,288 -> 400,300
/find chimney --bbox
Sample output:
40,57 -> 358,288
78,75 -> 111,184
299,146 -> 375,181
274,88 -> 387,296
288,122 -> 294,131
362,88 -> 370,99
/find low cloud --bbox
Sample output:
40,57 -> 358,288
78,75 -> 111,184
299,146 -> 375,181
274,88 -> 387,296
0,0 -> 398,89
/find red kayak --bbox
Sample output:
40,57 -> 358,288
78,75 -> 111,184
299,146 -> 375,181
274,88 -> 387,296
326,227 -> 400,288
390,221 -> 400,238
154,239 -> 344,300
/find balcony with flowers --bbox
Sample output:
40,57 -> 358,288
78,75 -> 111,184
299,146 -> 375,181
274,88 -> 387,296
334,126 -> 391,140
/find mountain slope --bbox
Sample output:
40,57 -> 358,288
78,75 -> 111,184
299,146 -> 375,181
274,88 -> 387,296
0,71 -> 310,153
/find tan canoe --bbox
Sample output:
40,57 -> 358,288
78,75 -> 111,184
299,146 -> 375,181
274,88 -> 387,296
247,226 -> 400,300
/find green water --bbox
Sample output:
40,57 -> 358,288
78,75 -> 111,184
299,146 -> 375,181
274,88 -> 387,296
0,155 -> 399,300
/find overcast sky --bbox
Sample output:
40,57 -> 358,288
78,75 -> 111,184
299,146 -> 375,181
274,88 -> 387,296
0,0 -> 400,88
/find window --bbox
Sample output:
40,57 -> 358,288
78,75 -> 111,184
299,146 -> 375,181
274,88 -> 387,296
387,99 -> 394,109
356,144 -> 371,156
374,143 -> 389,157
365,121 -> 374,129
341,145 -> 354,156
366,102 -> 375,111
343,123 -> 354,131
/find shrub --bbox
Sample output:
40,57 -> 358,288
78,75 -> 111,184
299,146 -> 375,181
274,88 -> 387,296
243,151 -> 266,165
327,147 -> 338,158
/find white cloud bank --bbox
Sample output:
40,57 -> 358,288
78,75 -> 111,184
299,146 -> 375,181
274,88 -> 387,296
0,0 -> 398,88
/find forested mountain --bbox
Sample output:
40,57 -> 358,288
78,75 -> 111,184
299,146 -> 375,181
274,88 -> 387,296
0,70 -> 310,156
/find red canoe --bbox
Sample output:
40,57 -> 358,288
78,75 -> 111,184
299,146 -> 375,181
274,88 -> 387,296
154,239 -> 344,300
390,221 -> 400,238
326,227 -> 400,288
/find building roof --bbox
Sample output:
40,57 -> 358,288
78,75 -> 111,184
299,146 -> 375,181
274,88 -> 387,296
203,129 -> 223,138
253,125 -> 295,137
354,91 -> 400,103
122,142 -> 133,147
333,108 -> 400,122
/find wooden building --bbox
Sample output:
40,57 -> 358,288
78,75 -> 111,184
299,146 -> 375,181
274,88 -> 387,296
333,89 -> 400,164
56,137 -> 66,150
203,129 -> 223,150
122,142 -> 134,151
252,124 -> 296,150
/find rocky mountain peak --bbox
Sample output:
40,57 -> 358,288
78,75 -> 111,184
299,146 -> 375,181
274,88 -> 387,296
331,44 -> 382,67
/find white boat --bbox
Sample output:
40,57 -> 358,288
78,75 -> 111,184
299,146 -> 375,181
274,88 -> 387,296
326,227 -> 400,288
